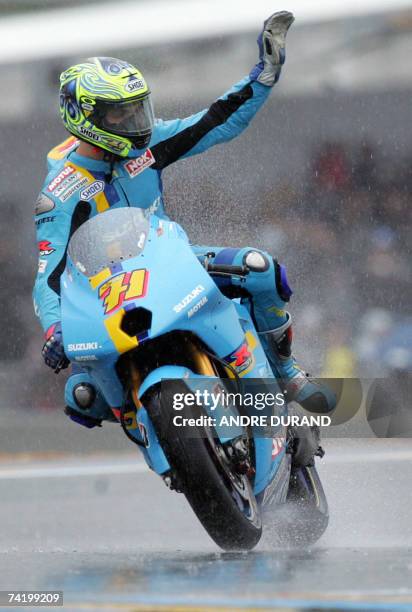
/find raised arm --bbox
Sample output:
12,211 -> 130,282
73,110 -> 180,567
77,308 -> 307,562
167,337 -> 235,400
150,11 -> 294,170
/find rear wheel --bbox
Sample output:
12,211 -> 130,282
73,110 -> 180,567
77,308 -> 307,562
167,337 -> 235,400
285,465 -> 329,545
263,464 -> 329,546
145,386 -> 262,551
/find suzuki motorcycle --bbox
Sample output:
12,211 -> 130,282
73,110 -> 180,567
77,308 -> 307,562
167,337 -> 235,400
62,207 -> 328,550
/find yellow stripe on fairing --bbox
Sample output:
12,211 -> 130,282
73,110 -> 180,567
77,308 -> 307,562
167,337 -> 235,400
104,308 -> 138,354
245,330 -> 258,350
89,267 -> 112,290
66,161 -> 110,212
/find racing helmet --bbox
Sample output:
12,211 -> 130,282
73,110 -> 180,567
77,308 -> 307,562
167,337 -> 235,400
59,57 -> 155,156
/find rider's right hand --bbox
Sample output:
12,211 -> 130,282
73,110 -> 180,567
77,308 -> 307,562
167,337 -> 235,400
42,321 -> 70,372
249,11 -> 295,86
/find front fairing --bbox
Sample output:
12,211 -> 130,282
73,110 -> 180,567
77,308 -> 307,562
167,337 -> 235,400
61,210 -> 245,370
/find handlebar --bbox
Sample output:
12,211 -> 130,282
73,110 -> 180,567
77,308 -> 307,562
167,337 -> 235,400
205,263 -> 250,277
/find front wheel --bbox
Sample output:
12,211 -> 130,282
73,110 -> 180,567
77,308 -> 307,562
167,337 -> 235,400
145,386 -> 262,551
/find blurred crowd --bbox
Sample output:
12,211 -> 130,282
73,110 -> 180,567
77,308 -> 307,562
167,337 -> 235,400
256,139 -> 412,378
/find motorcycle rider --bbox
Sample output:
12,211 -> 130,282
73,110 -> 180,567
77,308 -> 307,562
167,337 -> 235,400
34,11 -> 336,431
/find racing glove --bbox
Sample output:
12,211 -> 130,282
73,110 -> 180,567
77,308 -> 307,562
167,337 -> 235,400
42,321 -> 70,373
249,11 -> 295,86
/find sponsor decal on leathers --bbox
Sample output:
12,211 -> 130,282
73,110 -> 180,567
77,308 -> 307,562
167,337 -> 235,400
124,149 -> 155,178
80,180 -> 105,201
38,240 -> 55,256
38,259 -> 48,274
47,166 -> 75,192
143,196 -> 161,218
59,177 -> 89,202
52,172 -> 82,197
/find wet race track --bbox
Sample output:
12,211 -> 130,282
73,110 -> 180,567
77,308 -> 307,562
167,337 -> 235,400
0,439 -> 412,612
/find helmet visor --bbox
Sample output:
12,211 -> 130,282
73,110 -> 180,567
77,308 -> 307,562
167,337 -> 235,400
92,96 -> 155,138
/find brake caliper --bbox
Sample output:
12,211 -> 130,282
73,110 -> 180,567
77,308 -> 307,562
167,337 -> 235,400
225,437 -> 255,478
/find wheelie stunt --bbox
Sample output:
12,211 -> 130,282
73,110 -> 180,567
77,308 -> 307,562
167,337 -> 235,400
33,11 -> 336,549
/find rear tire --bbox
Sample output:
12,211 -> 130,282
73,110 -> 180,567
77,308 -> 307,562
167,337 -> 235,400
286,465 -> 329,544
145,386 -> 262,551
263,464 -> 329,547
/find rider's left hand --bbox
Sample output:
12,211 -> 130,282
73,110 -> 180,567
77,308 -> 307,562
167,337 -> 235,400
249,11 -> 295,86
42,321 -> 70,373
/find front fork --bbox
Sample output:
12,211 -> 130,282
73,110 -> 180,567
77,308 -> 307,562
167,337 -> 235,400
120,339 -> 284,506
120,343 -> 256,480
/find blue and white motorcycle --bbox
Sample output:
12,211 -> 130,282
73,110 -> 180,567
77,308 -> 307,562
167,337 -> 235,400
62,207 -> 328,550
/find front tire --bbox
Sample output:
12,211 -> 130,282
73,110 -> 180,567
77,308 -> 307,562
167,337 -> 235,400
145,386 -> 262,551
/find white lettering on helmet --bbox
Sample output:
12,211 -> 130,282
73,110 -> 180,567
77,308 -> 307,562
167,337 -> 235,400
125,79 -> 145,93
79,126 -> 101,142
173,285 -> 205,314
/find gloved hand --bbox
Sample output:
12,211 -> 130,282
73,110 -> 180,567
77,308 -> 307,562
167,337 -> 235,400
250,11 -> 295,86
42,321 -> 70,373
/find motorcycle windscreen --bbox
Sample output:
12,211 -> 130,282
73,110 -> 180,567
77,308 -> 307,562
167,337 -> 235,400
67,207 -> 150,277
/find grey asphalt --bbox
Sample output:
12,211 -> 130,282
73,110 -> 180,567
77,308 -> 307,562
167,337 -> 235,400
0,439 -> 412,611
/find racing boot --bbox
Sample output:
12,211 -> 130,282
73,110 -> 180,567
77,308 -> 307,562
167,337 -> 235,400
259,313 -> 336,414
287,404 -> 325,467
64,366 -> 117,428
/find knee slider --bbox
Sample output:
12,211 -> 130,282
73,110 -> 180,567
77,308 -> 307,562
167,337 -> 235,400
274,260 -> 293,302
243,250 -> 270,272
